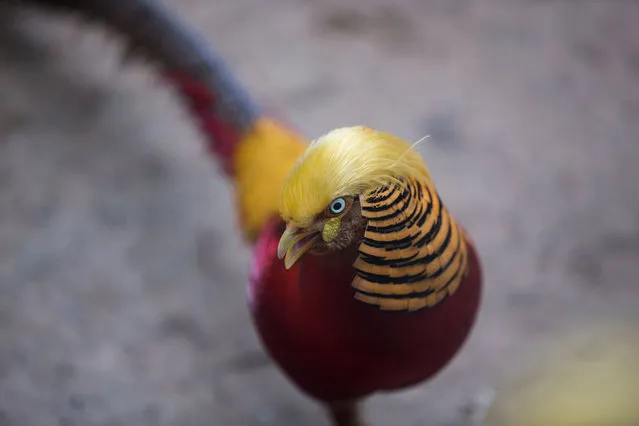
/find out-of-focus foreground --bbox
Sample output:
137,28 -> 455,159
484,321 -> 639,426
0,1 -> 638,425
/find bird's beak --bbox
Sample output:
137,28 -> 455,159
277,224 -> 320,270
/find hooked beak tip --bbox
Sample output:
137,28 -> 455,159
277,243 -> 287,260
277,225 -> 294,260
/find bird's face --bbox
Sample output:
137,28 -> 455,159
277,194 -> 367,269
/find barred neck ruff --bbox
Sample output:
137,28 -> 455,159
351,176 -> 469,312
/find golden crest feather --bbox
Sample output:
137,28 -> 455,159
279,126 -> 431,226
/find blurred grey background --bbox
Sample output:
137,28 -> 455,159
0,0 -> 638,425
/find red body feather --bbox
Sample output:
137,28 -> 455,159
249,219 -> 483,403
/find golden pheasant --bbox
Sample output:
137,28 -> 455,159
249,127 -> 483,425
6,1 -> 484,424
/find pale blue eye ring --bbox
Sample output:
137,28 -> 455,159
329,197 -> 346,214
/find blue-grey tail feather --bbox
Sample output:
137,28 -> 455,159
5,0 -> 260,133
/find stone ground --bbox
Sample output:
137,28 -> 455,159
0,0 -> 638,425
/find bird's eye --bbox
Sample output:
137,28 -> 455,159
329,197 -> 347,215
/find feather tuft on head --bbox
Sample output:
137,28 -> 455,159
279,126 -> 431,227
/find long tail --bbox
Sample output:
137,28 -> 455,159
5,0 -> 307,241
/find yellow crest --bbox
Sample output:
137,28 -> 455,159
279,126 -> 431,227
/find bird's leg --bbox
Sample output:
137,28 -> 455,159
326,401 -> 366,426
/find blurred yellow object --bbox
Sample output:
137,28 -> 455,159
483,321 -> 639,426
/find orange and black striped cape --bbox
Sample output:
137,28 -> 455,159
352,176 -> 469,312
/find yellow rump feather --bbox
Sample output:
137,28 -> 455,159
280,126 -> 431,227
233,118 -> 308,241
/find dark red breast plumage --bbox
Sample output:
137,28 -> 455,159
248,176 -> 482,403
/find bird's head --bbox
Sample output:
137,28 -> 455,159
277,126 -> 431,269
